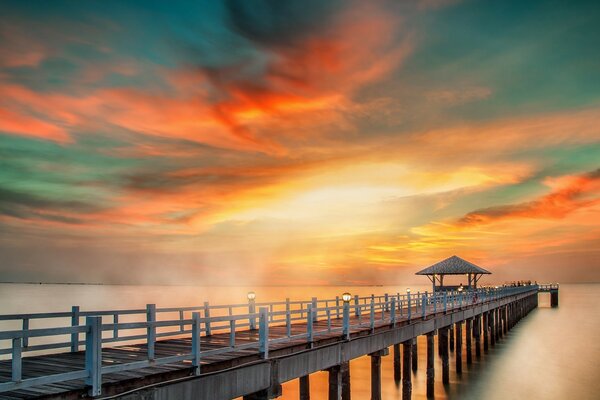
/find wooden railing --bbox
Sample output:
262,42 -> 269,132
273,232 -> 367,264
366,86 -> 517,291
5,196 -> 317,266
538,283 -> 559,291
0,285 -> 539,396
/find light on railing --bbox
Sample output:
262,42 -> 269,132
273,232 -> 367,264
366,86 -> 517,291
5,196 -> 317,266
458,286 -> 464,292
342,292 -> 352,303
247,291 -> 256,301
406,288 -> 411,294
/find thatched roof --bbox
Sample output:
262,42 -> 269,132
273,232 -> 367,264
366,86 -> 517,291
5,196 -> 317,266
416,255 -> 491,276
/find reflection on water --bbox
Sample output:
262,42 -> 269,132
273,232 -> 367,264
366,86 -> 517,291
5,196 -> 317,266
0,283 -> 598,399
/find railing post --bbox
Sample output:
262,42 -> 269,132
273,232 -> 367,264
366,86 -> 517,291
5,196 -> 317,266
179,310 -> 185,332
192,311 -> 201,376
354,295 -> 360,317
204,301 -> 212,336
146,304 -> 156,360
422,293 -> 427,319
307,305 -> 314,344
343,301 -> 350,340
391,298 -> 396,326
71,306 -> 79,352
22,318 -> 29,348
384,293 -> 389,311
249,297 -> 257,330
370,296 -> 375,331
444,292 -> 447,313
85,316 -> 102,397
259,307 -> 269,359
336,296 -> 340,318
312,297 -> 318,322
433,293 -> 437,313
327,308 -> 332,332
12,337 -> 22,382
229,318 -> 236,348
407,292 -> 412,321
113,313 -> 119,339
285,298 -> 291,337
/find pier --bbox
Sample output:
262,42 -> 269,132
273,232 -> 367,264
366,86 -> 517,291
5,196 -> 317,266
0,284 -> 556,399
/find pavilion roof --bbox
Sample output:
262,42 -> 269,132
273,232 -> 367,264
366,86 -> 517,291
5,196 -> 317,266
415,255 -> 491,276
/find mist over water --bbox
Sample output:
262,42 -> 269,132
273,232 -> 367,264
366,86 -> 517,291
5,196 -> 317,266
0,283 -> 598,399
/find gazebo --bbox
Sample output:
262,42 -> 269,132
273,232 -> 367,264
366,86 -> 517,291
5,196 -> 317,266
416,255 -> 491,292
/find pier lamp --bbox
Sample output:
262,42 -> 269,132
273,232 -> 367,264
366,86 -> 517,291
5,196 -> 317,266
248,292 -> 257,330
341,292 -> 351,339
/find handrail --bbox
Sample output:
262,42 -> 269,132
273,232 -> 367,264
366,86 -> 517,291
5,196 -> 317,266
0,285 -> 539,396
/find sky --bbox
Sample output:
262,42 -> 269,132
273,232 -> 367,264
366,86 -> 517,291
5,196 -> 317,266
0,0 -> 599,286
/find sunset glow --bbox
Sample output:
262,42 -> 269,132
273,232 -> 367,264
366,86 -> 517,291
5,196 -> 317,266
1,0 -> 598,285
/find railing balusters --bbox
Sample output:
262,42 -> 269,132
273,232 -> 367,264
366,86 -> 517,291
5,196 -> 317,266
146,304 -> 156,360
21,318 -> 29,349
312,297 -> 318,322
70,306 -> 79,352
259,307 -> 269,359
307,306 -> 314,344
286,298 -> 291,337
179,310 -> 184,332
203,302 -> 211,336
391,298 -> 396,326
354,295 -> 360,317
85,316 -> 102,397
192,312 -> 201,376
12,338 -> 22,382
370,297 -> 375,331
113,313 -> 119,338
327,308 -> 331,332
422,293 -> 426,319
336,296 -> 340,318
407,291 -> 412,321
229,319 -> 236,348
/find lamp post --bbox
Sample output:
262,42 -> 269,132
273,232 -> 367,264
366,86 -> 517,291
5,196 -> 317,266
342,292 -> 351,339
248,292 -> 256,330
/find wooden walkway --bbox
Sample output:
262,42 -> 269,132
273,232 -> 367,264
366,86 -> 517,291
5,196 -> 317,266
0,314 -> 400,399
0,285 -> 545,399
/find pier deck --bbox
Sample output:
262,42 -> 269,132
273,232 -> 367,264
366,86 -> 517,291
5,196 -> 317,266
0,285 -> 549,400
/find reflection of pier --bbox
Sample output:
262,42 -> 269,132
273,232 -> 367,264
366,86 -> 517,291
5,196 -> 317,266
0,285 -> 554,399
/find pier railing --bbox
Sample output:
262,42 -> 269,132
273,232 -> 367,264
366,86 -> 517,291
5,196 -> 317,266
0,285 -> 539,395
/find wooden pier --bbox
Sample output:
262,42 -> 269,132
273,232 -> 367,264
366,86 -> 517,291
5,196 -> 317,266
0,284 -> 556,400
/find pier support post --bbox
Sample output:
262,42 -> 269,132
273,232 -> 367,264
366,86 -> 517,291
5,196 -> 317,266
551,291 -> 559,307
394,343 -> 401,384
328,365 -> 342,400
474,315 -> 481,358
483,312 -> 489,352
496,308 -> 501,339
455,322 -> 462,374
402,340 -> 412,400
341,361 -> 351,400
466,318 -> 472,365
412,338 -> 418,372
490,310 -> 495,347
449,324 -> 455,352
440,328 -> 449,384
300,375 -> 310,400
426,332 -> 435,398
370,349 -> 388,400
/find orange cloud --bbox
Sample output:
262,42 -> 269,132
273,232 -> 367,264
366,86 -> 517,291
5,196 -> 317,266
458,169 -> 600,226
0,107 -> 70,142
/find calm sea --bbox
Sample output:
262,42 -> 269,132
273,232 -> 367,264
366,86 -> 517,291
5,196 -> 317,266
0,283 -> 598,399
